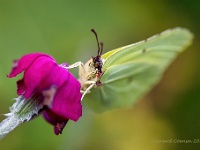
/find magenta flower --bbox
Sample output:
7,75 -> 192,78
7,53 -> 82,135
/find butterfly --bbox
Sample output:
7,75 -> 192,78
66,27 -> 193,112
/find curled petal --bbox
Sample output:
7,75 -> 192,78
7,53 -> 54,78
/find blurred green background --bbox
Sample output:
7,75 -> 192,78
0,0 -> 199,150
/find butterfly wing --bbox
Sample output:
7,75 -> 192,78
84,27 -> 193,112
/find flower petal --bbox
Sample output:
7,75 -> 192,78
38,64 -> 70,106
22,55 -> 57,98
43,108 -> 69,135
7,53 -> 54,78
16,79 -> 25,95
39,64 -> 82,121
51,72 -> 82,121
54,121 -> 68,135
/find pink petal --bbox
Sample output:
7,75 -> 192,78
40,65 -> 82,121
51,72 -> 82,121
22,55 -> 58,98
43,108 -> 68,135
7,53 -> 54,78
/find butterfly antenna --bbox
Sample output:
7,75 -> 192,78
91,29 -> 103,56
100,42 -> 103,56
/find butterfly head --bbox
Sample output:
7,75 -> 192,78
91,29 -> 104,77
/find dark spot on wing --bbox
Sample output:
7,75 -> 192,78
127,76 -> 134,83
142,48 -> 146,53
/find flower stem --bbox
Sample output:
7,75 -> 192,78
0,96 -> 43,140
0,115 -> 23,139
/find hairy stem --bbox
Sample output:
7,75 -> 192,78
0,115 -> 23,139
0,96 -> 43,140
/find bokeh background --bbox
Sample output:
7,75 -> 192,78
0,0 -> 199,150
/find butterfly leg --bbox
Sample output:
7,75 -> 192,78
62,61 -> 84,69
81,81 -> 96,101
